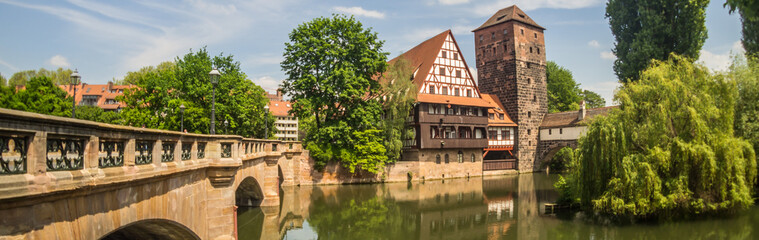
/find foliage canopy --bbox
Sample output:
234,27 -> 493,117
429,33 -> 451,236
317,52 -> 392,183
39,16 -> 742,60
0,76 -> 72,117
558,55 -> 757,220
606,0 -> 709,82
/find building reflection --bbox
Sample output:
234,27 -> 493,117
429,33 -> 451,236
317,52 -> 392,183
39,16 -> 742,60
238,174 -> 562,240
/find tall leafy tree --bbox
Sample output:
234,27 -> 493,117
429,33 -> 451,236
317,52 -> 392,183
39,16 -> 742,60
731,57 -> 759,167
114,61 -> 175,85
74,106 -> 122,124
7,68 -> 74,86
119,48 -> 274,137
580,90 -> 606,109
557,55 -> 756,219
606,0 -> 709,82
0,73 -> 6,87
281,14 -> 389,173
0,76 -> 72,117
546,61 -> 582,113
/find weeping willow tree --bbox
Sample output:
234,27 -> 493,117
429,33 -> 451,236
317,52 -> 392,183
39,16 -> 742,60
557,55 -> 757,220
379,56 -> 418,162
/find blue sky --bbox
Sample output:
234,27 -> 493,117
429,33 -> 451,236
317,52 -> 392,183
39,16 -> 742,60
0,0 -> 744,104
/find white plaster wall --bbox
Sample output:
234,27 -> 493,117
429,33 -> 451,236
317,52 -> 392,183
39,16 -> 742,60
539,126 -> 587,140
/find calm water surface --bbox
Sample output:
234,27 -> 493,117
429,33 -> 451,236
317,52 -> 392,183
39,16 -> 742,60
238,174 -> 759,240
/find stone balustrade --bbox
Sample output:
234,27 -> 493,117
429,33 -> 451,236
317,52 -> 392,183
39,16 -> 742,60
0,107 -> 301,205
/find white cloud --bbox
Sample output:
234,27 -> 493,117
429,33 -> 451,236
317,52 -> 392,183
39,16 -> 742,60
587,40 -> 600,48
698,41 -> 745,72
439,0 -> 470,5
403,25 -> 476,44
600,51 -> 615,60
333,6 -> 385,19
47,55 -> 71,68
252,76 -> 283,93
472,0 -> 605,16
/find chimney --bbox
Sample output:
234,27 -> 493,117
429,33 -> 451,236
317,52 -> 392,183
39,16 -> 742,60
277,88 -> 283,98
107,81 -> 114,91
578,100 -> 586,120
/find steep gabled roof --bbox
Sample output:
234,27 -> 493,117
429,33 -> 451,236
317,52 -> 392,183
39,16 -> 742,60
388,30 -> 449,90
473,5 -> 545,32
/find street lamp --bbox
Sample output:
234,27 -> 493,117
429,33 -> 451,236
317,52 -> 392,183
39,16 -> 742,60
224,119 -> 229,134
179,104 -> 185,132
69,69 -> 81,118
209,68 -> 220,134
264,105 -> 269,139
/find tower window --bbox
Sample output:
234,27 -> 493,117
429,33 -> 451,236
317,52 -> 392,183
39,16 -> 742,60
530,47 -> 533,53
537,48 -> 540,54
521,29 -> 524,35
491,32 -> 495,40
528,111 -> 532,118
534,33 -> 537,39
528,78 -> 531,84
503,29 -> 508,36
533,95 -> 536,102
504,45 -> 507,53
528,129 -> 531,135
479,35 -> 483,43
549,129 -> 552,135
439,67 -> 446,76
560,128 -> 563,134
442,51 -> 447,58
456,70 -> 462,78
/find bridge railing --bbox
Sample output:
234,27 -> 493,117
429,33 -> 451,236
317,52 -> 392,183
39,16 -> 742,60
0,108 -> 301,201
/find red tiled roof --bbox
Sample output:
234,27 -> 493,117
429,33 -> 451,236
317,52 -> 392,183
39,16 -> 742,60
268,100 -> 292,117
58,83 -> 131,109
473,5 -> 545,32
388,30 -> 449,90
481,94 -> 517,127
540,106 -> 619,128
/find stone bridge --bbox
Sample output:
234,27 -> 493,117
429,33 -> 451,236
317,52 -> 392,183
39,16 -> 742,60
0,108 -> 307,240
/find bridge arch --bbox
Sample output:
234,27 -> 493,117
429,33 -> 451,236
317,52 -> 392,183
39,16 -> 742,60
236,176 -> 265,207
537,140 -> 578,170
99,219 -> 199,240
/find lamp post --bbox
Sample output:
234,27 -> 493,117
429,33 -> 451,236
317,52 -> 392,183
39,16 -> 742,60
209,68 -> 220,134
69,70 -> 81,118
224,119 -> 229,135
179,104 -> 185,132
264,105 -> 269,139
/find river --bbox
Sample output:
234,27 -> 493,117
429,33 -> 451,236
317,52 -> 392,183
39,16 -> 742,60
237,174 -> 759,240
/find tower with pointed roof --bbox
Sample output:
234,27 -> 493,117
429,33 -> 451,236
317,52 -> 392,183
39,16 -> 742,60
473,5 -> 547,172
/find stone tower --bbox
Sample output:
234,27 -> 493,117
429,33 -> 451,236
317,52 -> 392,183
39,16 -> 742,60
473,5 -> 547,172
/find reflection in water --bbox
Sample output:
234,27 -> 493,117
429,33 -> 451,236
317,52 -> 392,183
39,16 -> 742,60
238,174 -> 759,240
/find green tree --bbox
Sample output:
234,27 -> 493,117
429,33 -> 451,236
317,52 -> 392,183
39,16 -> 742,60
119,48 -> 273,137
114,61 -> 175,85
731,56 -> 759,176
606,0 -> 709,82
0,73 -> 6,87
546,147 -> 575,172
580,90 -> 606,109
74,105 -> 122,124
0,76 -> 72,117
379,56 -> 417,161
8,68 -> 74,86
546,61 -> 582,113
558,55 -> 756,220
281,15 -> 389,173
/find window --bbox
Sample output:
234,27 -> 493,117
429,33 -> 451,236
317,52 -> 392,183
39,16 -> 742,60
436,154 -> 441,164
534,33 -> 537,39
489,113 -> 494,119
560,128 -> 563,134
429,85 -> 435,94
479,35 -> 483,43
528,129 -> 531,135
444,154 -> 449,164
504,45 -> 507,53
454,88 -> 460,96
467,89 -> 472,97
431,126 -> 440,138
447,107 -> 454,115
441,51 -> 447,58
521,29 -> 524,35
537,48 -> 540,54
528,78 -> 531,84
475,128 -> 484,138
489,131 -> 497,139
491,32 -> 495,40
429,104 -> 435,114
503,29 -> 508,35
457,151 -> 463,163
439,67 -> 446,76
549,129 -> 552,135
453,53 -> 458,60
528,111 -> 532,118
442,87 -> 448,95
456,70 -> 462,78
533,95 -> 536,102
471,153 -> 476,162
499,114 -> 504,120
530,47 -> 533,53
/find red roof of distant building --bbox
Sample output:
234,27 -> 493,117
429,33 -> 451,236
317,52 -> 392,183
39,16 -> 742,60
268,100 -> 292,117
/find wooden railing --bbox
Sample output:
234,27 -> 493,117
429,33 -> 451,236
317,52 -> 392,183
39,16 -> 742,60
483,159 -> 517,171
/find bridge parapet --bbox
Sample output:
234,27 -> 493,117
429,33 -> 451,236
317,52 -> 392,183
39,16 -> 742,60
0,108 -> 302,239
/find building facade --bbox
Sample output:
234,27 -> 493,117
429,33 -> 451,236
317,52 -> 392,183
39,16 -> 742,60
268,100 -> 299,141
474,5 -> 548,172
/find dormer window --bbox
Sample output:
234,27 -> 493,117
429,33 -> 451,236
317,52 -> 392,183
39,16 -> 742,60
518,14 -> 525,18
